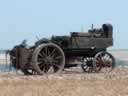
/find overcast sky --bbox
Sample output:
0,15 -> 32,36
0,0 -> 127,49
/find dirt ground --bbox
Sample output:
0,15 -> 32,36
0,67 -> 128,96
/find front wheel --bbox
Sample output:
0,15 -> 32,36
81,57 -> 94,73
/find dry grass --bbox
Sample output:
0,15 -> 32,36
0,64 -> 127,96
0,68 -> 128,96
0,77 -> 127,96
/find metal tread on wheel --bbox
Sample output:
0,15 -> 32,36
93,51 -> 115,73
31,43 -> 65,75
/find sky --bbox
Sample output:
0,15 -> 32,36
0,0 -> 127,49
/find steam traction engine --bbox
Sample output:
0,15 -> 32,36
9,24 -> 115,75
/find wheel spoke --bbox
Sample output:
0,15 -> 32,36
38,58 -> 45,62
52,63 -> 60,68
49,48 -> 56,56
41,51 -> 47,57
44,46 -> 48,55
52,60 -> 58,63
55,56 -> 63,59
38,53 -> 44,58
85,66 -> 89,70
47,46 -> 51,56
105,62 -> 112,67
39,63 -> 46,68
104,55 -> 110,63
83,65 -> 88,69
98,66 -> 102,71
103,56 -> 112,67
96,57 -> 104,65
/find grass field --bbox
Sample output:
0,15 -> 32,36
0,67 -> 127,96
0,79 -> 128,96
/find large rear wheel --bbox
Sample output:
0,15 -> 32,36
32,43 -> 65,75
